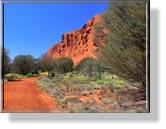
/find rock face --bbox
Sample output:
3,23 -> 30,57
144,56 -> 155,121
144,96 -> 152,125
45,14 -> 101,65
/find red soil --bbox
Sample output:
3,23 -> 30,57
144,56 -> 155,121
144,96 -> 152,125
4,77 -> 56,110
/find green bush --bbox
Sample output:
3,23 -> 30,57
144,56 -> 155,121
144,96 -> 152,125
96,79 -> 111,86
54,57 -> 74,74
112,79 -> 125,88
95,73 -> 126,88
42,56 -> 55,73
73,75 -> 89,84
5,73 -> 23,81
12,55 -> 35,75
94,1 -> 146,86
33,58 -> 45,73
26,73 -> 38,78
74,57 -> 106,78
36,77 -> 55,91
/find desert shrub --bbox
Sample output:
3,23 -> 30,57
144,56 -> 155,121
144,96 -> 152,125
54,57 -> 74,74
74,58 -> 95,72
5,73 -> 23,81
26,73 -> 38,78
94,1 -> 146,86
12,55 -> 35,75
96,79 -> 111,86
74,57 -> 106,78
95,73 -> 126,88
59,97 -> 73,107
73,74 -> 89,84
26,73 -> 33,78
42,56 -> 55,73
33,58 -> 44,74
36,76 -> 55,91
111,76 -> 125,88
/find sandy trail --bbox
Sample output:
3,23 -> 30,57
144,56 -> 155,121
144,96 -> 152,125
4,77 -> 57,110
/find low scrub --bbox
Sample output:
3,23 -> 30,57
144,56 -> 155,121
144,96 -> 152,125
26,73 -> 38,78
35,72 -> 146,112
36,72 -> 126,92
5,73 -> 23,81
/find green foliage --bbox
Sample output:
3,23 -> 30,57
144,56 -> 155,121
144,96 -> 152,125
4,48 -> 11,74
74,58 -> 95,71
26,73 -> 38,78
54,57 -> 74,74
36,72 -> 130,112
94,1 -> 146,86
42,56 -> 55,73
41,56 -> 74,77
74,57 -> 106,78
59,97 -> 73,107
12,55 -> 35,75
26,73 -> 33,78
95,73 -> 125,88
33,58 -> 44,74
36,72 -> 125,94
73,74 -> 89,84
36,77 -> 56,91
5,73 -> 23,81
96,79 -> 111,86
111,75 -> 125,88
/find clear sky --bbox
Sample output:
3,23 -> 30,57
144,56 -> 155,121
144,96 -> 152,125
4,4 -> 108,60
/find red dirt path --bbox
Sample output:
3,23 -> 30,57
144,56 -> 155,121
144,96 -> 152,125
4,77 -> 57,110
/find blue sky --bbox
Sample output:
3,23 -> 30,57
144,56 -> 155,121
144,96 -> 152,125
4,4 -> 108,60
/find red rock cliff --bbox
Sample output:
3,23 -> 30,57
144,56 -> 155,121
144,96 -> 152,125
45,14 -> 101,65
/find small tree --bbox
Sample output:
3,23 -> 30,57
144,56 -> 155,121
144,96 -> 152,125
42,56 -> 55,73
33,58 -> 45,73
13,55 -> 35,75
94,1 -> 146,86
4,48 -> 11,74
74,57 -> 106,78
54,57 -> 74,74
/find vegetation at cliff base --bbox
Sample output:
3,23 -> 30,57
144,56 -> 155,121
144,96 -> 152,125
4,1 -> 147,113
4,48 -> 11,75
94,1 -> 146,87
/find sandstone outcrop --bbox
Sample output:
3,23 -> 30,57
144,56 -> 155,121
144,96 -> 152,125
45,14 -> 101,65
